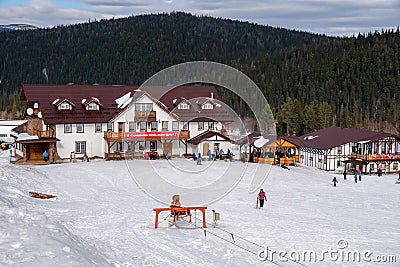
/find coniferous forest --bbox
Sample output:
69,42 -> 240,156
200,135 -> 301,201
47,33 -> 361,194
0,12 -> 399,135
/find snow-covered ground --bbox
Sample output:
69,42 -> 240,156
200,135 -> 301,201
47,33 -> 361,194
0,150 -> 399,266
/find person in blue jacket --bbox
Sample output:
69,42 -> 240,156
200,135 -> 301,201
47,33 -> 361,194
42,150 -> 49,161
197,153 -> 202,165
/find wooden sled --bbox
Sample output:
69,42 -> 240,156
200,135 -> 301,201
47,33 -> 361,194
29,191 -> 57,199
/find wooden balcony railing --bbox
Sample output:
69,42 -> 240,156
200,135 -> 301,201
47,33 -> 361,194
134,111 -> 156,122
179,130 -> 190,140
350,153 -> 367,160
104,131 -> 123,142
32,129 -> 56,138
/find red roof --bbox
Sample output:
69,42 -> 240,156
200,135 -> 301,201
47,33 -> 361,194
297,126 -> 398,150
21,84 -> 135,124
20,84 -> 232,125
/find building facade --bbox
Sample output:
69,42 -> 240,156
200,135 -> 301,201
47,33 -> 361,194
290,126 -> 400,173
16,84 -> 233,163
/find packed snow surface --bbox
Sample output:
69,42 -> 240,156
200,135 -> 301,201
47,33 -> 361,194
0,150 -> 399,266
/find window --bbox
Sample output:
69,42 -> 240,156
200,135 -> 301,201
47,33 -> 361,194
393,163 -> 398,170
95,123 -> 102,133
135,103 -> 153,111
128,121 -> 135,132
64,124 -> 72,133
182,122 -> 188,130
338,146 -> 342,154
178,102 -> 190,109
33,102 -> 39,109
309,157 -> 313,161
151,121 -> 157,131
107,123 -> 113,131
202,102 -> 213,109
59,101 -> 71,110
150,141 -> 157,151
162,121 -> 168,131
75,141 -> 86,154
172,121 -> 179,131
87,102 -> 98,110
76,124 -> 84,133
208,122 -> 214,130
139,141 -> 145,150
140,122 -> 147,132
198,122 -> 204,130
0,134 -> 7,137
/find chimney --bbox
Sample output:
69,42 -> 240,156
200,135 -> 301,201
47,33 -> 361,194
211,92 -> 214,99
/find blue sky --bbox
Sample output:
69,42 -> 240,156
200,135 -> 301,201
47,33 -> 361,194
0,0 -> 399,36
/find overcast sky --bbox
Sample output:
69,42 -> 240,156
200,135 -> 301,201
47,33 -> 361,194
0,0 -> 399,36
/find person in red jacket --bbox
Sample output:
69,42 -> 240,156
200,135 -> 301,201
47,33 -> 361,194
257,189 -> 267,208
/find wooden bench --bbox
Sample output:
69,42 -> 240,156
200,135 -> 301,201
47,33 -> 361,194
153,206 -> 207,228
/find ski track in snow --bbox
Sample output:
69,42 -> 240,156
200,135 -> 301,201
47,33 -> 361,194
1,150 -> 399,266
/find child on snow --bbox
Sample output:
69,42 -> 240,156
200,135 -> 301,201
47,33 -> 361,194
257,189 -> 267,208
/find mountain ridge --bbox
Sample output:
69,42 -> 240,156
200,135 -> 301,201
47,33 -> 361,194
0,12 -> 398,134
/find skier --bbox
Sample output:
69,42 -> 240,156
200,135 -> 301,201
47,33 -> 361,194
197,153 -> 202,165
257,189 -> 267,208
207,150 -> 212,161
332,177 -> 338,187
354,174 -> 358,183
358,170 -> 362,182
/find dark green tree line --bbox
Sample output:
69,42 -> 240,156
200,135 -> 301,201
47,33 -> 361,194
0,12 -> 398,133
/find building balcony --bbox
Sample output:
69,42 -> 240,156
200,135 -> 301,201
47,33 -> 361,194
350,152 -> 367,160
134,111 -> 156,122
179,130 -> 190,140
31,129 -> 56,138
104,131 -> 123,142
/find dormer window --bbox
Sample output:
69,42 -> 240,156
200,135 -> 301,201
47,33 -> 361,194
202,102 -> 214,110
87,102 -> 99,110
33,102 -> 39,109
55,99 -> 74,110
82,97 -> 102,110
178,102 -> 190,110
59,101 -> 72,110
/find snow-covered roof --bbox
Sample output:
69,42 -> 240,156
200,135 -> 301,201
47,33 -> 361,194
16,133 -> 39,142
115,92 -> 132,109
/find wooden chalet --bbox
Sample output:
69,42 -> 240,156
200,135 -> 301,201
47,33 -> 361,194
291,126 -> 400,173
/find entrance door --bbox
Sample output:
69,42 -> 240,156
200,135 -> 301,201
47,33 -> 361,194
163,142 -> 172,156
118,122 -> 124,139
203,143 -> 209,156
29,144 -> 43,160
